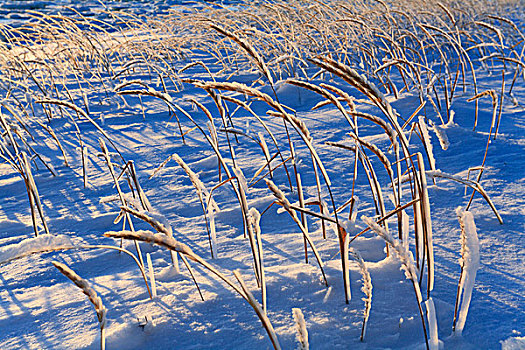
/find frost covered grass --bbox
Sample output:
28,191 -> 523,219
52,261 -> 107,350
0,0 -> 523,349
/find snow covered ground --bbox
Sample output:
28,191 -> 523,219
0,1 -> 523,349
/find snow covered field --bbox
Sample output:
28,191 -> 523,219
0,1 -> 523,349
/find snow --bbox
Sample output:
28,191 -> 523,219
0,1 -> 524,349
0,234 -> 74,264
501,336 -> 525,350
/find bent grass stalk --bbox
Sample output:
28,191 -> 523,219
452,207 -> 480,335
52,261 -> 107,350
150,153 -> 218,258
104,229 -> 281,349
265,179 -> 329,287
99,139 -> 146,272
362,216 -> 429,350
348,247 -> 372,342
292,307 -> 309,350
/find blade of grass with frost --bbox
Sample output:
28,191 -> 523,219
342,229 -> 352,303
128,160 -> 152,211
425,297 -> 440,350
35,120 -> 69,166
297,173 -> 309,263
147,253 -> 157,298
292,308 -> 309,350
465,90 -> 498,211
52,261 -> 107,350
357,147 -> 389,234
349,133 -> 396,204
232,166 -> 249,194
208,202 -> 217,260
234,270 -> 281,350
104,229 -> 247,299
21,152 -> 50,235
204,88 -> 238,166
12,163 -> 37,238
210,24 -> 274,85
308,56 -> 401,131
401,209 -> 410,247
319,82 -> 357,113
109,229 -> 279,349
426,170 -> 503,224
430,120 -> 450,150
265,179 -> 328,286
120,206 -> 181,271
179,253 -> 205,301
0,234 -> 73,264
178,60 -> 216,82
362,215 -> 429,350
258,132 -> 273,178
417,152 -> 435,296
99,139 -> 146,271
453,207 -> 480,336
309,56 -> 410,201
234,165 -> 262,284
171,153 -> 220,213
413,196 -> 424,267
348,247 -> 372,342
248,208 -> 266,313
418,116 -> 437,172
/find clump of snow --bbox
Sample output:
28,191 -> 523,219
0,234 -> 74,264
501,336 -> 525,350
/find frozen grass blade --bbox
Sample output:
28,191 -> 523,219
453,207 -> 480,336
362,215 -> 429,350
265,179 -> 328,287
348,247 -> 372,342
234,270 -> 282,350
104,229 -> 280,349
52,261 -> 107,350
292,308 -> 309,350
146,253 -> 157,298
